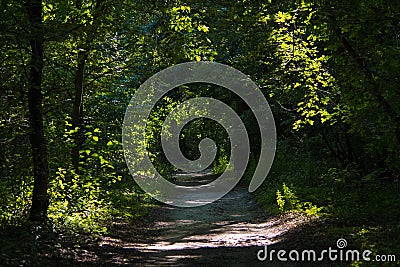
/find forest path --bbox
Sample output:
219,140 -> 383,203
77,172 -> 308,266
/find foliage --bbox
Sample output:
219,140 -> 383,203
275,183 -> 324,216
1,0 -> 400,265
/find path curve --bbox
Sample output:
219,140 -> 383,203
80,172 -> 308,266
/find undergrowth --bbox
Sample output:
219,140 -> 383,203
251,138 -> 400,266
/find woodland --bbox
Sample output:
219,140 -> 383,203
1,0 -> 399,266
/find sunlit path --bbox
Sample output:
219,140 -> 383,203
90,173 -> 308,266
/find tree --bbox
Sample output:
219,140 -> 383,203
26,0 -> 49,221
71,0 -> 104,173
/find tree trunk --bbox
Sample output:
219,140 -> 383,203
71,49 -> 88,173
71,0 -> 102,173
340,36 -> 400,145
27,0 -> 49,222
327,12 -> 400,146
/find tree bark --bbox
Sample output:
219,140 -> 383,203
71,0 -> 103,173
27,0 -> 49,221
71,49 -> 88,173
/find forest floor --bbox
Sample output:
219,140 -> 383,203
43,172 -> 330,267
8,172 -> 395,266
87,191 -> 305,265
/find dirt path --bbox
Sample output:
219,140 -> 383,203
75,173 -> 308,266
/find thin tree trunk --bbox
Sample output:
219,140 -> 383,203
327,12 -> 400,145
71,49 -> 88,173
340,36 -> 400,145
71,0 -> 102,173
27,0 -> 49,221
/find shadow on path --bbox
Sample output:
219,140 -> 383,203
64,172 -> 313,266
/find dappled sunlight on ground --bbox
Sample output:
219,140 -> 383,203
140,213 -> 306,251
92,179 -> 308,266
67,173 -> 311,266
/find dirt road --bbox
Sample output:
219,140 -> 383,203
84,172 -> 308,266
